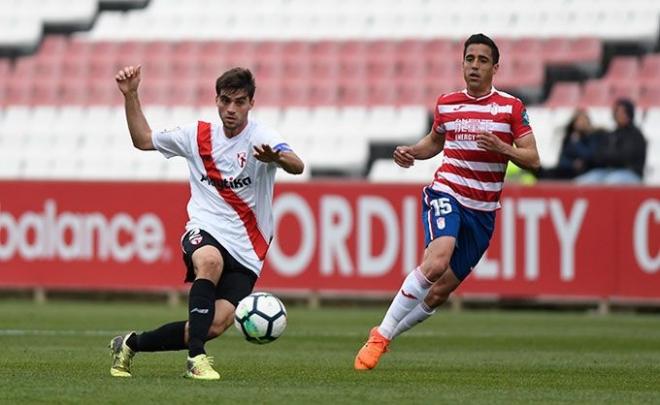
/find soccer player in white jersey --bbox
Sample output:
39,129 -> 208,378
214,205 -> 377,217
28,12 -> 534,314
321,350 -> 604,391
354,34 -> 541,370
109,66 -> 304,380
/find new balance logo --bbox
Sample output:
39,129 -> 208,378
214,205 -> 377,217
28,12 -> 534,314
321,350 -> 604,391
190,308 -> 209,314
400,289 -> 417,300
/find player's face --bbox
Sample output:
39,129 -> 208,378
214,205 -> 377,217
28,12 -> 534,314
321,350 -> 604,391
463,44 -> 498,95
216,89 -> 254,133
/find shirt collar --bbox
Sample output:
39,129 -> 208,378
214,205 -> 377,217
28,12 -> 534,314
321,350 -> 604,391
462,86 -> 497,101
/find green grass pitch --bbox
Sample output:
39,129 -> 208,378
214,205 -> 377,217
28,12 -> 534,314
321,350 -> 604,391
1,300 -> 659,404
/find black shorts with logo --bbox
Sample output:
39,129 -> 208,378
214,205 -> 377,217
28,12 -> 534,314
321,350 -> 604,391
181,228 -> 258,306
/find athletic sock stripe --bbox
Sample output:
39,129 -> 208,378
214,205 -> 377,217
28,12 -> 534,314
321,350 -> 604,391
196,121 -> 269,260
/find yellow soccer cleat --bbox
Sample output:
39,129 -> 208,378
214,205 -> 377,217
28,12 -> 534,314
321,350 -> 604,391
109,332 -> 136,377
184,354 -> 220,380
354,327 -> 390,370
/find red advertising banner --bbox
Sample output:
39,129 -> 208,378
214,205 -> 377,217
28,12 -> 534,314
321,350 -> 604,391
1,181 -> 658,300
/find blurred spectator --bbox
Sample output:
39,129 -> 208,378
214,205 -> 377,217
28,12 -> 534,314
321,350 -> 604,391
575,98 -> 647,184
537,109 -> 603,180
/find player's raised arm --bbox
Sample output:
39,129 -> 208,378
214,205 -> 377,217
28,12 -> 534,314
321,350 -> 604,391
115,65 -> 154,151
393,127 -> 445,168
253,144 -> 305,175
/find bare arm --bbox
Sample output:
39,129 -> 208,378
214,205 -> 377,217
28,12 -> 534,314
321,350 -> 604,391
476,131 -> 541,171
393,129 -> 445,168
115,65 -> 154,150
253,145 -> 305,175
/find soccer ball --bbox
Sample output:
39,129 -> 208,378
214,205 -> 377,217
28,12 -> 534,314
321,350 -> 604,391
234,292 -> 287,344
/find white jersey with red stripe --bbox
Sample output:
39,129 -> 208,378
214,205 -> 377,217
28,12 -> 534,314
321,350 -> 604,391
431,87 -> 533,211
152,118 -> 291,276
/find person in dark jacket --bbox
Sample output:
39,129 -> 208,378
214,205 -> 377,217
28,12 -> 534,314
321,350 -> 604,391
575,98 -> 647,184
538,109 -> 603,180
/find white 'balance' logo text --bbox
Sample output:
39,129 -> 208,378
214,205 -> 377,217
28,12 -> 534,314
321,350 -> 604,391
0,200 -> 165,263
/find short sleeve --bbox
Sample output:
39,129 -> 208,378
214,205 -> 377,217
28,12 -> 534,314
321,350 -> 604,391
511,99 -> 533,139
432,95 -> 446,134
152,123 -> 197,159
252,124 -> 292,154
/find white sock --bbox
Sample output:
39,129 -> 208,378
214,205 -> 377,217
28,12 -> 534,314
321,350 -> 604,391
391,301 -> 436,339
378,267 -> 432,339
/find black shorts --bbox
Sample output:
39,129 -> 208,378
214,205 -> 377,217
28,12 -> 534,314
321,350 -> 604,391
181,228 -> 258,306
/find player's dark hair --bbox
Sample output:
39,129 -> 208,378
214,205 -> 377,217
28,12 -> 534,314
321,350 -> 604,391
215,67 -> 256,100
463,33 -> 500,65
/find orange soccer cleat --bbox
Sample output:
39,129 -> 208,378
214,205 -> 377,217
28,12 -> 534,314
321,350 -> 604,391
354,327 -> 390,370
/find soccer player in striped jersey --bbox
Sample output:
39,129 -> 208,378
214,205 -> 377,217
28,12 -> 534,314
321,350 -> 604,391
109,66 -> 304,380
355,33 -> 540,370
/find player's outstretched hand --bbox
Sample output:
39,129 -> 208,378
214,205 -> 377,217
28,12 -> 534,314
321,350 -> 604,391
253,144 -> 281,163
476,131 -> 507,154
115,65 -> 142,95
393,145 -> 415,168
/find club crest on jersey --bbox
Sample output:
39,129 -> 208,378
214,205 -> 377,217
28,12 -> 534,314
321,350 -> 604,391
436,217 -> 446,230
237,152 -> 247,168
490,103 -> 499,116
188,229 -> 203,245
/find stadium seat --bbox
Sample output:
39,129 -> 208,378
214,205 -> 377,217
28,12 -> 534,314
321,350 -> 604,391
639,84 -> 660,108
639,54 -> 660,85
579,80 -> 612,107
604,56 -> 640,85
545,82 -> 581,107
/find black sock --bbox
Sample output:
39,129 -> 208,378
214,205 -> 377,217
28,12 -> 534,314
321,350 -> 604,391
128,321 -> 187,352
187,278 -> 216,357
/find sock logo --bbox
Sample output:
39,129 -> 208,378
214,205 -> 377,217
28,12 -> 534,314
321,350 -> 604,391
190,308 -> 209,314
400,289 -> 417,300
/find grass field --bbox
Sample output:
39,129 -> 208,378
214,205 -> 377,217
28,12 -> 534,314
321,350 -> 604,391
1,300 -> 659,404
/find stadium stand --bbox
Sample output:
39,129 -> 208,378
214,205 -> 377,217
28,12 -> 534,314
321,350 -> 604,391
0,0 -> 659,183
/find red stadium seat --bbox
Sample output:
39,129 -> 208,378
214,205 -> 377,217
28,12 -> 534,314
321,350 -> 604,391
255,78 -> 282,107
12,57 -> 38,80
394,39 -> 426,61
604,56 -> 639,85
282,55 -> 312,80
544,82 -> 581,107
281,78 -> 310,107
639,54 -> 660,85
366,56 -> 396,80
511,38 -> 543,63
67,40 -> 93,60
30,77 -> 61,105
225,41 -> 256,66
310,58 -> 339,81
396,58 -> 426,78
144,41 -> 173,61
367,78 -> 397,106
197,41 -> 227,61
579,80 -> 612,107
194,79 -> 217,107
5,78 -> 32,105
512,59 -> 544,88
39,35 -> 68,56
309,80 -> 339,107
396,77 -> 425,106
638,83 -> 660,108
568,38 -> 602,64
60,80 -> 89,105
338,81 -> 368,106
610,81 -> 640,101
116,41 -> 146,65
425,39 -> 453,58
542,38 -> 572,64
172,40 -> 202,60
88,80 -> 122,105
168,79 -> 197,106
282,41 -> 310,59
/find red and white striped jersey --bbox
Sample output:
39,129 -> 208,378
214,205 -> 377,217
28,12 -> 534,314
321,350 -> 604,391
431,88 -> 533,211
152,119 -> 292,276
